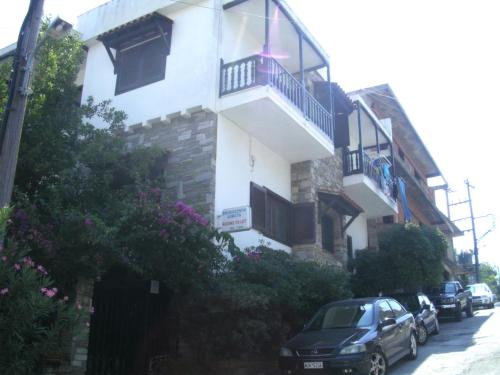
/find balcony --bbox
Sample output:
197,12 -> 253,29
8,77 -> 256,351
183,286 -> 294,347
343,150 -> 398,218
219,55 -> 334,163
218,0 -> 334,163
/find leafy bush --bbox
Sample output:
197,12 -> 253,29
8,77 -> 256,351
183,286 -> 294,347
183,247 -> 351,364
0,208 -> 81,375
352,224 -> 447,296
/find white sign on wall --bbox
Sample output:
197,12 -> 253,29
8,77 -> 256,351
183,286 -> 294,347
219,206 -> 252,232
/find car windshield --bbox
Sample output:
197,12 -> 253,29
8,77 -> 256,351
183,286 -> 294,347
307,303 -> 374,330
392,295 -> 420,311
440,284 -> 456,294
466,285 -> 477,294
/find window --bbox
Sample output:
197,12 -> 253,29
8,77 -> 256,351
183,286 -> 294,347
378,301 -> 395,322
383,215 -> 394,224
97,13 -> 173,95
321,214 -> 334,252
387,299 -> 406,318
267,190 -> 292,245
115,36 -> 168,94
347,235 -> 353,271
307,303 -> 374,330
249,182 -> 315,246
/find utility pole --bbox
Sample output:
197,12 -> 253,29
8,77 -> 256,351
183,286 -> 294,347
0,0 -> 44,209
465,179 -> 480,283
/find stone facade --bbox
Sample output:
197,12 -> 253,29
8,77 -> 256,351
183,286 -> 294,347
45,109 -> 218,375
125,109 -> 218,220
291,150 -> 348,268
43,280 -> 94,375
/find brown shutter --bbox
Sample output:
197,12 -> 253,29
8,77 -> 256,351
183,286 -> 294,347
334,113 -> 350,148
250,182 -> 266,233
292,202 -> 316,245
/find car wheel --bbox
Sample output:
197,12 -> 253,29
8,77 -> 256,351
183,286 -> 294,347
406,332 -> 418,360
417,324 -> 428,345
369,349 -> 387,375
466,302 -> 474,317
455,303 -> 463,322
433,318 -> 440,335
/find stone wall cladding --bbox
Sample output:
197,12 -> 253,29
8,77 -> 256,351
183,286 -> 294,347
43,280 -> 94,375
125,110 -> 218,220
291,150 -> 347,268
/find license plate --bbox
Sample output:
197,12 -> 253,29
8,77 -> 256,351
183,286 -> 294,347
304,362 -> 323,369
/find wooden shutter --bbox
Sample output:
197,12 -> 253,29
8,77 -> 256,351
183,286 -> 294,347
292,202 -> 316,245
321,214 -> 334,252
334,113 -> 350,148
116,45 -> 142,93
250,182 -> 266,233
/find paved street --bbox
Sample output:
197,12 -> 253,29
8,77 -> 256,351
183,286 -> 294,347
390,303 -> 500,375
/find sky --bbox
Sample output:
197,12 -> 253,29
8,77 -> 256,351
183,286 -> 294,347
1,0 -> 499,269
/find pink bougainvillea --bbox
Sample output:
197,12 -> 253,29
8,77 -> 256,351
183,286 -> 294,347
174,201 -> 209,226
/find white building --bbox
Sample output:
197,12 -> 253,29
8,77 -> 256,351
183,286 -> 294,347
76,0 -> 398,265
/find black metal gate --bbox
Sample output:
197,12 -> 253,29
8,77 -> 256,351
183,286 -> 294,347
87,268 -> 176,375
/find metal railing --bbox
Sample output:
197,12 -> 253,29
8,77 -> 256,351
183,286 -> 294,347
220,55 -> 333,140
344,149 -> 395,201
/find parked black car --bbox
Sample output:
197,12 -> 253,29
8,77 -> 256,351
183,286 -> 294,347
429,281 -> 473,321
389,293 -> 439,345
279,297 -> 417,375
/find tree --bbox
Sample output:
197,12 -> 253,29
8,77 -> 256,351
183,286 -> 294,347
479,263 -> 498,293
352,224 -> 448,296
0,22 -> 164,294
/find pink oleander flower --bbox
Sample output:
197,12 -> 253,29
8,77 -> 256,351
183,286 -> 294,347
23,257 -> 34,267
45,288 -> 57,298
37,265 -> 48,275
0,288 -> 9,295
14,263 -> 21,271
84,217 -> 94,227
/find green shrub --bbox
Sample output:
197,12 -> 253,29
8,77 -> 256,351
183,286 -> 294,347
352,224 -> 447,296
183,247 -> 351,364
0,209 -> 81,375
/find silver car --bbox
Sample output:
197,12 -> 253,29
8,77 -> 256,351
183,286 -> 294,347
466,283 -> 496,309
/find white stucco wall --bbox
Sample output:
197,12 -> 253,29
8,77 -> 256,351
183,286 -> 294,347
215,114 -> 292,252
79,0 -> 219,128
346,213 -> 368,255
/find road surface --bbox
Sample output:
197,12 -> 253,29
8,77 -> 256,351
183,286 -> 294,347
390,303 -> 500,374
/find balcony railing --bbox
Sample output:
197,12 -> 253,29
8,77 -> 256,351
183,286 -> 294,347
219,55 -> 333,140
344,149 -> 395,201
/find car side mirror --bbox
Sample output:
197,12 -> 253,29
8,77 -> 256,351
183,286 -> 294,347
422,304 -> 430,311
458,288 -> 464,294
379,318 -> 396,330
